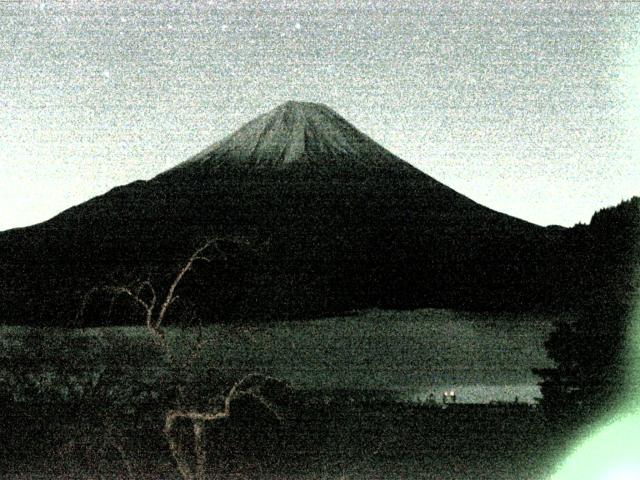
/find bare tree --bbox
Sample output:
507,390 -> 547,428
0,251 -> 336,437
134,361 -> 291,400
78,238 -> 226,347
164,373 -> 284,480
78,238 -> 285,480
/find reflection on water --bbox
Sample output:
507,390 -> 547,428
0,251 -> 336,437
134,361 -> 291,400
403,383 -> 542,404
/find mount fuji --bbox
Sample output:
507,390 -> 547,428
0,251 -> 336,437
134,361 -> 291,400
0,102 -> 564,325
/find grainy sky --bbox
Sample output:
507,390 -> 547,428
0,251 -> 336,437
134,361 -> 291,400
1,0 -> 639,230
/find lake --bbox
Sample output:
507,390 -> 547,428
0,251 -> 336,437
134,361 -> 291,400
1,308 -> 561,405
199,308 -> 559,404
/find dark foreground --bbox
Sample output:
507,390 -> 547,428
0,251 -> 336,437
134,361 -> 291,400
1,395 -> 565,480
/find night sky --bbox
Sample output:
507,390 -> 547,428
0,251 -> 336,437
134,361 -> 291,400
1,0 -> 639,230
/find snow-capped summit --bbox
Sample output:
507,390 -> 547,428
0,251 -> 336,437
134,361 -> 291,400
168,101 -> 417,174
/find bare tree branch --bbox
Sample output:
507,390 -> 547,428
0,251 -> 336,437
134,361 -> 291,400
164,373 -> 284,480
154,238 -> 221,332
76,284 -> 154,328
76,237 -> 285,480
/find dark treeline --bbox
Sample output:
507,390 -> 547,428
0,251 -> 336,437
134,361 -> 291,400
534,197 -> 640,424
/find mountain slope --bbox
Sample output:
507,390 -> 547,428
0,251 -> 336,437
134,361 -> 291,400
164,101 -> 419,173
0,102 -> 563,326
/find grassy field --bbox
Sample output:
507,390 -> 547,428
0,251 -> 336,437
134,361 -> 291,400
1,397 -> 568,479
0,308 -> 568,478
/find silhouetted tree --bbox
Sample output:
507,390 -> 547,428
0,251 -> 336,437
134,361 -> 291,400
534,197 -> 639,425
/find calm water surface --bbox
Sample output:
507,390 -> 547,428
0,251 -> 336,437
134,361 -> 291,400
215,308 -> 558,404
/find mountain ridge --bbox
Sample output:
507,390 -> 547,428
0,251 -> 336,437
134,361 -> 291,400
2,101 -> 630,326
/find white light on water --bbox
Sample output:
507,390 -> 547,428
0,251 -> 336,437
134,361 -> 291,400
407,384 -> 540,404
